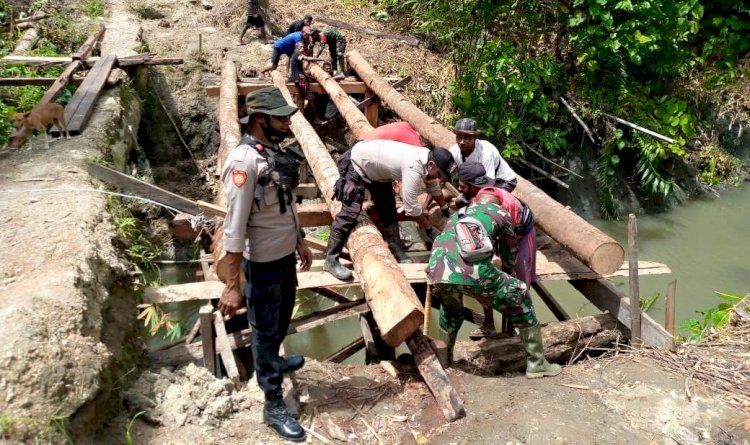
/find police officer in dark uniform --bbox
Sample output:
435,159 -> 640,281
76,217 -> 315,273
216,87 -> 312,442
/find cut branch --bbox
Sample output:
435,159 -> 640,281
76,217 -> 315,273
560,97 -> 597,144
604,113 -> 676,144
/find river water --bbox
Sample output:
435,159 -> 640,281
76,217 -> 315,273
150,184 -> 749,360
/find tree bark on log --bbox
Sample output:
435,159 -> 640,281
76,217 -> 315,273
270,70 -> 424,347
346,50 -> 625,276
13,28 -> 39,54
307,64 -> 373,138
455,314 -> 625,374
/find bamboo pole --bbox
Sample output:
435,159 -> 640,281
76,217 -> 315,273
346,50 -> 625,276
628,214 -> 642,345
270,70 -> 424,347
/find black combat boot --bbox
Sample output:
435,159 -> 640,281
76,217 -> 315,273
280,354 -> 305,374
263,393 -> 306,442
323,229 -> 353,280
383,223 -> 413,263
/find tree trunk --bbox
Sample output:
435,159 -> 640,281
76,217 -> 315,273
13,28 -> 39,54
271,70 -> 424,347
346,50 -> 625,275
456,314 -> 624,373
307,64 -> 374,138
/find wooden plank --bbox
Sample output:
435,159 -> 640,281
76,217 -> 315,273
199,305 -> 216,375
569,278 -> 673,349
205,81 -> 368,97
311,287 -> 353,304
359,314 -> 378,358
72,24 -> 105,60
287,300 -> 369,334
364,89 -> 379,127
0,77 -> 84,87
326,336 -> 365,363
114,56 -> 183,67
60,54 -> 117,134
405,331 -> 465,422
531,281 -> 570,321
213,311 -> 241,382
87,163 -> 204,215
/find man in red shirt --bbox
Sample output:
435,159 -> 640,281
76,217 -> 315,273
358,121 -> 430,147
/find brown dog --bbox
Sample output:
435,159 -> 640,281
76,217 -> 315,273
11,102 -> 70,149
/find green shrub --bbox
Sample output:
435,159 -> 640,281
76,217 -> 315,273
81,0 -> 106,17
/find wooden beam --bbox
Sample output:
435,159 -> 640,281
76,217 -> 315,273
56,54 -> 117,135
326,336 -> 365,363
364,89 -> 379,127
346,50 -> 625,276
213,310 -> 241,382
569,278 -> 673,348
205,81 -> 368,97
311,287 -> 354,304
271,69 -> 425,347
532,281 -> 570,321
87,163 -> 204,215
72,24 -> 105,61
405,332 -> 466,422
356,76 -> 411,111
0,77 -> 84,87
287,300 -> 369,334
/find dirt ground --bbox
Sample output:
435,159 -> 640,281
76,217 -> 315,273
1,0 -> 749,443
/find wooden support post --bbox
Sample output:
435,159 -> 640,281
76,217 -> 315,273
405,332 -> 466,422
531,281 -> 570,321
364,89 -> 379,127
359,314 -> 378,359
423,285 -> 432,335
270,70 -> 424,347
665,280 -> 676,336
213,311 -> 241,382
346,50 -> 625,276
628,214 -> 642,345
72,24 -> 105,60
199,305 -> 216,375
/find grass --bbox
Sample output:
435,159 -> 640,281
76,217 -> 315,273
81,0 -> 106,18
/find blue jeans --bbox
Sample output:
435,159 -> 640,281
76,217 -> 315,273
242,253 -> 297,397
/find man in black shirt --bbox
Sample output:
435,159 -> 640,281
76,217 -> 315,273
285,14 -> 312,36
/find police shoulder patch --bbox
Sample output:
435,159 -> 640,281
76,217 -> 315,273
232,170 -> 247,187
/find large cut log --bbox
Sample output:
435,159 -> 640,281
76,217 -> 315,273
456,313 -> 624,374
216,60 -> 241,186
270,70 -> 424,347
307,64 -> 374,138
13,28 -> 39,54
346,50 -> 625,276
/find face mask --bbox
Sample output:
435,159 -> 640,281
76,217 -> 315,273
262,115 -> 290,143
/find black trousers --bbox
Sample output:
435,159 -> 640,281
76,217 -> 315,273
242,253 -> 297,397
331,174 -> 397,234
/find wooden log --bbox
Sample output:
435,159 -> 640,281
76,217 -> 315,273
271,70 -> 424,347
569,278 -> 673,348
205,81 -> 368,97
405,332 -> 466,422
346,50 -> 625,276
199,305 -> 216,375
216,60 -> 241,187
14,28 -> 39,54
315,16 -> 420,47
72,24 -> 105,60
307,64 -> 374,138
665,280 -> 676,336
326,336 -> 365,363
15,12 -> 46,25
456,313 -> 623,373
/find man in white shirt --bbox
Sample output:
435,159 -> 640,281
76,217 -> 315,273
323,140 -> 455,280
448,117 -> 518,192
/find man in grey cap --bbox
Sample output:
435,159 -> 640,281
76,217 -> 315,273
216,86 -> 312,442
322,140 -> 455,280
450,117 -> 518,191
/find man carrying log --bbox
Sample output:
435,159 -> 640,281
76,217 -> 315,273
216,87 -> 313,442
322,140 -> 455,280
456,162 -> 538,339
426,194 -> 561,378
449,117 -> 518,192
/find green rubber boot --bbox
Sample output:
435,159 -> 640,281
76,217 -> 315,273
439,327 -> 458,367
519,324 -> 562,379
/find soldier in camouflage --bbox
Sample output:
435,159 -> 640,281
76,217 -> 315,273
426,197 -> 561,378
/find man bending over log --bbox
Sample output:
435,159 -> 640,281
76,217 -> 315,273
259,30 -> 313,79
322,140 -> 454,280
456,162 -> 538,340
449,117 -> 518,192
426,194 -> 561,378
217,87 -> 312,442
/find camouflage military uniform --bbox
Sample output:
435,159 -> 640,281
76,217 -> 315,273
426,203 -> 537,346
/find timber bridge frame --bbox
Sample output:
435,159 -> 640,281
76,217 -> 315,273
96,52 -> 674,423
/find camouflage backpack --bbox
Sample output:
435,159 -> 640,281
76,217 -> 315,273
453,209 -> 494,262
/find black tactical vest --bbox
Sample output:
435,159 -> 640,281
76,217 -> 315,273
240,134 -> 304,214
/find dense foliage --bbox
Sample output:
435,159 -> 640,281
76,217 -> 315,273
387,0 -> 749,217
